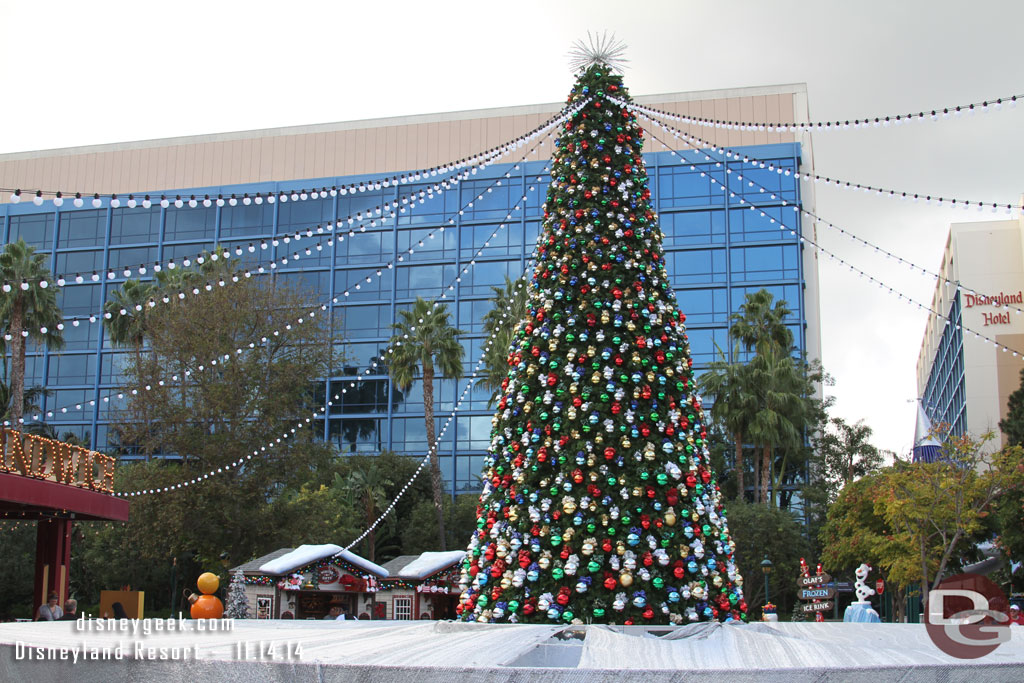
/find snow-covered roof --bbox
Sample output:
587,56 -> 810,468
334,548 -> 389,578
232,548 -> 294,574
259,544 -> 342,575
395,551 -> 466,580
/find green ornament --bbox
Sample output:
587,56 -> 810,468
653,577 -> 665,589
593,608 -> 606,618
553,568 -> 565,579
551,535 -> 562,547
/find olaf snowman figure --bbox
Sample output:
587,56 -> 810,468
844,563 -> 881,623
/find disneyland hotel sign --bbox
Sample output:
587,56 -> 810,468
964,291 -> 1022,326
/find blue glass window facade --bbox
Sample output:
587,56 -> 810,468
1,143 -> 808,495
922,293 -> 967,436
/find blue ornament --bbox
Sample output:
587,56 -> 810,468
668,590 -> 680,603
687,560 -> 698,574
627,533 -> 640,547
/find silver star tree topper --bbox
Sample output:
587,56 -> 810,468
568,31 -> 629,74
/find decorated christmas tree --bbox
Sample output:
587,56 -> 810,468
225,569 -> 251,619
456,42 -> 746,625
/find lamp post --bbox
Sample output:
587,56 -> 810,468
761,555 -> 773,605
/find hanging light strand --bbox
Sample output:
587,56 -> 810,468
618,96 -> 1021,214
630,102 -> 1024,320
5,101 -> 586,292
613,92 -> 1021,132
2,102 -> 580,209
23,161 -> 551,426
115,271 -> 533,498
636,121 -> 1024,359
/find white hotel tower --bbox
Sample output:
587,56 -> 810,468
916,200 -> 1024,449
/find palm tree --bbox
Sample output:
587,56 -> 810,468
744,347 -> 806,504
343,464 -> 393,562
0,239 -> 65,430
729,289 -> 794,355
387,297 -> 465,550
700,344 -> 756,500
480,276 -> 530,404
104,279 -> 156,359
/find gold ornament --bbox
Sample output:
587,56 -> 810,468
619,572 -> 633,587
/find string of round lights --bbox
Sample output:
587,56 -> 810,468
630,103 -> 1024,320
19,163 -> 550,427
2,103 -> 580,209
617,96 -> 1022,214
638,124 -> 1024,358
115,271 -> 531,498
613,91 -> 1021,132
4,103 -> 585,292
0,111 -> 568,366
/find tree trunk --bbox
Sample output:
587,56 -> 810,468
422,363 -> 447,551
733,432 -> 744,501
9,297 -> 25,429
366,498 -> 376,562
760,445 -> 771,504
771,451 -> 789,509
919,535 -> 930,612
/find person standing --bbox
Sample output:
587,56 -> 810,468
35,593 -> 63,621
58,599 -> 78,621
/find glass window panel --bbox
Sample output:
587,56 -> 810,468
328,417 -> 382,454
329,378 -> 390,414
164,206 -> 215,242
46,389 -> 93,421
163,242 -> 215,263
48,353 -> 97,385
58,210 -> 106,248
458,298 -> 495,333
395,264 -> 455,298
524,221 -> 540,250
661,210 -> 725,247
466,380 -> 496,410
100,351 -> 130,383
336,341 -> 388,369
61,320 -> 100,351
276,270 -> 330,301
333,267 -> 393,302
338,304 -> 390,340
656,164 -> 725,208
731,159 -> 798,201
23,355 -> 45,387
728,206 -> 793,243
57,284 -> 102,316
668,249 -> 726,285
337,229 -> 389,264
9,213 -> 55,251
394,183 -> 458,225
109,246 -> 157,272
459,260 -> 517,296
455,455 -> 487,494
459,221 -> 522,258
220,202 -> 274,238
731,285 -> 801,321
55,250 -> 103,276
277,197 -> 333,233
396,227 -> 455,261
220,240 -> 266,268
730,245 -> 799,282
110,207 -> 160,243
675,287 -> 728,325
456,414 -> 493,450
683,327 -> 729,366
460,179 -> 513,221
46,423 -> 93,449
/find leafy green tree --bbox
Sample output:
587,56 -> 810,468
0,238 -> 64,430
724,500 -> 809,614
701,345 -> 755,500
480,276 -> 530,404
387,297 -> 465,551
744,346 -> 806,505
1000,366 -> 1024,446
344,463 -> 393,562
729,289 -> 793,356
810,416 -> 883,504
820,472 -> 913,623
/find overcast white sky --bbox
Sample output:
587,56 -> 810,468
1,0 -> 1022,457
